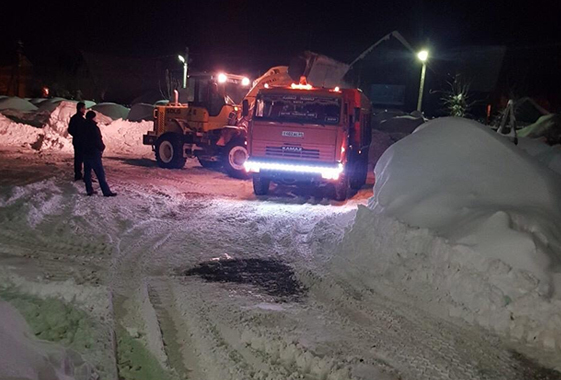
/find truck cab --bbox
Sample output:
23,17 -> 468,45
244,79 -> 372,200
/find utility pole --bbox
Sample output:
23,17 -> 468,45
178,47 -> 189,89
416,50 -> 428,112
16,40 -> 24,97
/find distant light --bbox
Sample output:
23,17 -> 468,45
217,73 -> 228,83
334,86 -> 340,92
241,77 -> 250,86
417,50 -> 429,62
264,83 -> 270,89
178,55 -> 185,63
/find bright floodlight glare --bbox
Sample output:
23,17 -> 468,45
218,73 -> 227,83
242,77 -> 250,86
417,50 -> 429,62
178,55 -> 185,63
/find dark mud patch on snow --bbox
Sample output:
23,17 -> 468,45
184,258 -> 305,300
510,351 -> 561,380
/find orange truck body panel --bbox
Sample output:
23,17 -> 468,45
246,86 -> 371,183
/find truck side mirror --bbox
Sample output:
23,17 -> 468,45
242,99 -> 249,117
354,107 -> 361,122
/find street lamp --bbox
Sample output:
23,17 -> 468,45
178,54 -> 187,89
416,50 -> 429,112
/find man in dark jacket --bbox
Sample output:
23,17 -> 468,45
82,111 -> 117,197
68,102 -> 86,180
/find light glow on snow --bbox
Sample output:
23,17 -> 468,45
244,160 -> 343,180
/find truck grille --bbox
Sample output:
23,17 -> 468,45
265,146 -> 320,160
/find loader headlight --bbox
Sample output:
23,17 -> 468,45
217,73 -> 227,83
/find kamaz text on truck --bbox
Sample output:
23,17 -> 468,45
243,78 -> 372,201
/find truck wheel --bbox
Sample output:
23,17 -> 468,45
349,156 -> 368,190
333,175 -> 349,201
253,175 -> 270,195
223,141 -> 249,179
155,134 -> 186,169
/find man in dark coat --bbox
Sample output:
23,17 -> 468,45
68,102 -> 86,180
82,111 -> 117,197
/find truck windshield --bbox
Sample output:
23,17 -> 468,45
255,94 -> 342,125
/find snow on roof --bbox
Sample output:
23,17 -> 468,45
371,117 -> 561,292
0,97 -> 38,112
91,103 -> 130,121
518,114 -> 561,139
127,103 -> 154,122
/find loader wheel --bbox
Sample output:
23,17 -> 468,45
155,134 -> 186,169
349,155 -> 368,190
333,174 -> 349,201
253,175 -> 270,196
224,141 -> 249,179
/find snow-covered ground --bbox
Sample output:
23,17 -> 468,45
1,106 -> 560,379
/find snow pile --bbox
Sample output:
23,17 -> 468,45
372,117 -> 561,290
0,102 -> 152,155
91,102 -> 130,121
127,103 -> 154,122
0,113 -> 44,148
0,97 -> 38,112
518,138 -> 561,176
99,120 -> 153,155
0,299 -> 96,380
336,117 -> 561,350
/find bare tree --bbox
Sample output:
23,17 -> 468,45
441,75 -> 476,118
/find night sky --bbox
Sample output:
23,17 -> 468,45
1,0 -> 560,73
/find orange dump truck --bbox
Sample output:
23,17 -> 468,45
243,79 -> 372,200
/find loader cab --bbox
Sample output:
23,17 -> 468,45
179,72 -> 250,116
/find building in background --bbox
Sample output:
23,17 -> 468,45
0,41 -> 35,98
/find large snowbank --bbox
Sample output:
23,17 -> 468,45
372,117 -> 561,291
0,97 -> 38,112
0,299 -> 95,380
91,102 -> 130,120
339,117 -> 561,350
0,101 -> 152,155
334,208 -> 561,352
